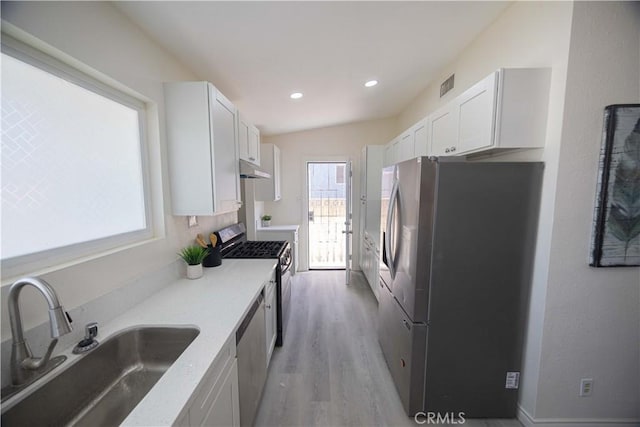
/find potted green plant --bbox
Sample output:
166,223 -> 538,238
261,214 -> 272,227
178,245 -> 210,279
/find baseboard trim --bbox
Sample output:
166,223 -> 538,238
517,405 -> 640,427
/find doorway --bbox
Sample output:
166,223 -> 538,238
307,162 -> 351,270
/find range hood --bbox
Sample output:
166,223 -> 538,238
239,159 -> 271,179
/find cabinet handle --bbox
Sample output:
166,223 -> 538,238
450,146 -> 456,152
249,157 -> 256,161
266,304 -> 272,309
445,148 -> 450,153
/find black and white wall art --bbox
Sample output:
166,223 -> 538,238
590,104 -> 640,267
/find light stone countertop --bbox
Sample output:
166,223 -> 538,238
4,258 -> 277,426
256,224 -> 299,232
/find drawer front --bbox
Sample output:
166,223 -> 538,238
189,335 -> 236,425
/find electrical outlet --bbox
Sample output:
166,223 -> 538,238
580,378 -> 593,396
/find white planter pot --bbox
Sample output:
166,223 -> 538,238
261,220 -> 271,227
186,264 -> 203,279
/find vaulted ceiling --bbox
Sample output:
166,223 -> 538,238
115,1 -> 510,135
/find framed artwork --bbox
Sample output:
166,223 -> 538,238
590,104 -> 640,267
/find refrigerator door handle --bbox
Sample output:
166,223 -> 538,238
386,177 -> 399,279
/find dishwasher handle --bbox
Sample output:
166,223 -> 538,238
236,291 -> 264,344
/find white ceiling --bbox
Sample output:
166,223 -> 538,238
115,1 -> 510,136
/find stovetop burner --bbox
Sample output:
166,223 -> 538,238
224,240 -> 286,259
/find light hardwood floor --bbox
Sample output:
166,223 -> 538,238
254,270 -> 523,427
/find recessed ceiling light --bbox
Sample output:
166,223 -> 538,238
365,80 -> 378,88
290,92 -> 303,99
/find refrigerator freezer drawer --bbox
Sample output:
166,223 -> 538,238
377,283 -> 427,415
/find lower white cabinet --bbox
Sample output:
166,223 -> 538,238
264,277 -> 277,366
179,337 -> 239,427
360,231 -> 380,301
199,360 -> 239,427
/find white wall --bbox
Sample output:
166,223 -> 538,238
536,1 -> 640,421
0,2 -> 236,341
396,1 -> 574,418
262,117 -> 397,272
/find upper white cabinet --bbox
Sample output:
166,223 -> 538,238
433,68 -> 551,156
429,103 -> 458,156
254,143 -> 281,201
398,130 -> 415,161
164,81 -> 241,215
383,118 -> 429,166
383,138 -> 395,167
456,68 -> 551,154
455,70 -> 498,153
238,114 -> 261,166
412,118 -> 430,157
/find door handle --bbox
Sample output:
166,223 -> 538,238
308,211 -> 315,222
385,175 -> 399,279
341,230 -> 353,234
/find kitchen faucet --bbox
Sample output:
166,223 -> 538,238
7,277 -> 73,387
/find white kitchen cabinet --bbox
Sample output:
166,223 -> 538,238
361,231 -> 380,301
256,225 -> 299,275
429,102 -> 458,156
398,130 -> 414,162
238,114 -> 261,166
358,145 -> 383,253
412,118 -> 430,157
453,68 -> 551,155
254,143 -> 281,201
181,336 -> 240,427
383,137 -> 400,166
198,360 -> 239,427
264,275 -> 277,366
164,81 -> 241,215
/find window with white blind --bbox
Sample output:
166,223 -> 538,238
1,36 -> 153,273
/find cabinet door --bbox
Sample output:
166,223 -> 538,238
398,131 -> 414,163
237,116 -> 250,163
429,103 -> 457,156
248,125 -> 261,166
255,144 -> 281,201
455,71 -> 498,154
265,280 -> 277,366
199,359 -> 240,427
383,143 -> 393,167
210,86 -> 241,213
413,119 -> 429,157
391,138 -> 401,164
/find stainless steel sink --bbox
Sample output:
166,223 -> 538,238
1,326 -> 199,426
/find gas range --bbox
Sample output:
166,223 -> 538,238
216,223 -> 291,271
224,240 -> 287,259
215,223 -> 292,347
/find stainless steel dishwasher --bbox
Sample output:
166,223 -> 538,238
236,291 -> 267,427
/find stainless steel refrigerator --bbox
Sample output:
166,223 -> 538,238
378,157 -> 543,418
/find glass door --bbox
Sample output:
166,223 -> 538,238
307,162 -> 349,269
